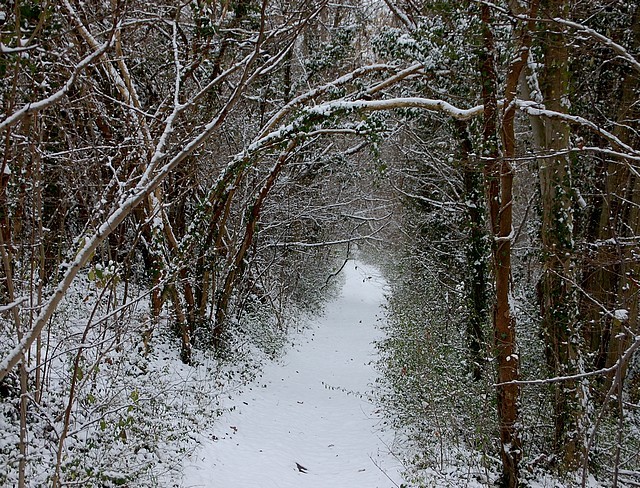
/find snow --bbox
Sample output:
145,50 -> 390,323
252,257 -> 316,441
614,309 -> 629,322
182,260 -> 405,488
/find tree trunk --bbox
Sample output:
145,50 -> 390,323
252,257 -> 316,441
213,142 -> 297,347
537,0 -> 585,469
455,119 -> 487,381
480,5 -> 521,486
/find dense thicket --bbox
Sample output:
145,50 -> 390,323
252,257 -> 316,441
371,1 -> 640,486
1,0 -> 639,486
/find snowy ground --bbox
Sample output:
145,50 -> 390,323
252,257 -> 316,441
181,260 -> 405,488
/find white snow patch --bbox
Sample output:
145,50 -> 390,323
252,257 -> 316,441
614,309 -> 629,321
181,260 -> 405,487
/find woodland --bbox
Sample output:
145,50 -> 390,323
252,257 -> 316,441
0,0 -> 639,486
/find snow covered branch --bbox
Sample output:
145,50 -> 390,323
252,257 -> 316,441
264,226 -> 391,249
253,97 -> 484,155
480,0 -> 640,74
0,297 -> 27,313
258,64 -> 397,139
328,98 -> 485,120
516,99 -> 640,158
495,332 -> 640,387
0,40 -> 112,131
549,17 -> 640,74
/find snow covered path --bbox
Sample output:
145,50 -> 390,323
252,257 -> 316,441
182,260 -> 405,488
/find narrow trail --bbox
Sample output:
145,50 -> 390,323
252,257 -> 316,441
182,260 -> 405,487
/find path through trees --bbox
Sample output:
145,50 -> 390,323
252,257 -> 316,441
182,260 -> 404,488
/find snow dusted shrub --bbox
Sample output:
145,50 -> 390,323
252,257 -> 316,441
375,251 -> 500,486
0,273 -> 232,486
0,375 -> 23,486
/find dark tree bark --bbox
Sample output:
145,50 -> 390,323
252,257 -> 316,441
537,0 -> 586,468
455,119 -> 488,381
480,5 -> 522,486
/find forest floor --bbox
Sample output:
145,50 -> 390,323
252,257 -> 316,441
180,260 -> 406,488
